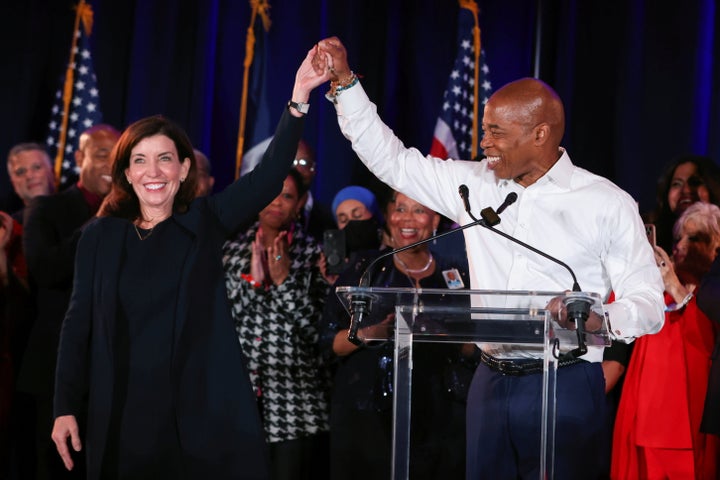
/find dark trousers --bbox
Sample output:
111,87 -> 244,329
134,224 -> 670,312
269,432 -> 330,480
466,361 -> 608,480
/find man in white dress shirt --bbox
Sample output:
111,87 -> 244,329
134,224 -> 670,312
304,37 -> 664,479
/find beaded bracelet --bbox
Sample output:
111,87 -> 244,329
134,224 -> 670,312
665,292 -> 693,312
329,72 -> 359,97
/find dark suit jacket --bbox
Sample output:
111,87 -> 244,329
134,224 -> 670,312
54,109 -> 303,479
18,185 -> 93,395
697,254 -> 720,436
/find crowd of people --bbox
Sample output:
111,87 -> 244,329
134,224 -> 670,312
0,39 -> 718,480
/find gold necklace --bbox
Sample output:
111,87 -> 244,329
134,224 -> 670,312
134,223 -> 154,241
394,252 -> 433,274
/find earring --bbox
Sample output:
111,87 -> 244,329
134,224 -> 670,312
127,178 -> 132,184
180,177 -> 185,183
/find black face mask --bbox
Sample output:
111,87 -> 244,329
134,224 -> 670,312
344,218 -> 381,254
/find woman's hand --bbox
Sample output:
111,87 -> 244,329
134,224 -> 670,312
266,231 -> 290,286
653,245 -> 688,302
51,415 -> 82,471
250,228 -> 266,285
292,44 -> 333,105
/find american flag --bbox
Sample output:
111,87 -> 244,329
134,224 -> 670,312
429,0 -> 492,161
46,2 -> 103,189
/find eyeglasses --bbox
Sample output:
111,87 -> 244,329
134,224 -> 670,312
292,158 -> 315,172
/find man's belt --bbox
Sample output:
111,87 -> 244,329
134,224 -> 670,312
479,350 -> 585,376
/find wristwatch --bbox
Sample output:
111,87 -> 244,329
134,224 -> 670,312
288,100 -> 309,114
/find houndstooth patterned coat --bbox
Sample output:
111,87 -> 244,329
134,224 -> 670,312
223,221 -> 331,443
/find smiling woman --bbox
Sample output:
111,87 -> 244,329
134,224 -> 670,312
50,110 -> 306,479
48,44 -> 327,479
318,190 -> 473,479
124,133 -> 191,228
222,168 -> 332,479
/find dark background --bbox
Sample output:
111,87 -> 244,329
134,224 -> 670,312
2,0 -> 718,216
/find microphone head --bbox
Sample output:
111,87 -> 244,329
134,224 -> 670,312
458,184 -> 469,197
496,191 -> 519,215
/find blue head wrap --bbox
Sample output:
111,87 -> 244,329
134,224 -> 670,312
331,185 -> 379,222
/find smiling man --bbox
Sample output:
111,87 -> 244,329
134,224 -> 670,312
17,124 -> 120,479
309,37 -> 665,479
6,143 -> 56,222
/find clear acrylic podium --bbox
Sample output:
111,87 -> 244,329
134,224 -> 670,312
335,286 -> 610,480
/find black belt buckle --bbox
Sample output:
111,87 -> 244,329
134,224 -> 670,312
495,358 -> 526,376
481,351 -> 544,376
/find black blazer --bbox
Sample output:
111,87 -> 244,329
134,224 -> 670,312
18,185 -> 93,395
53,109 -> 304,479
697,254 -> 720,436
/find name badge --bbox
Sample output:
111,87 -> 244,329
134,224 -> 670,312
442,268 -> 464,289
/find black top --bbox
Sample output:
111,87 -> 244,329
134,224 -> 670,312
101,221 -> 188,476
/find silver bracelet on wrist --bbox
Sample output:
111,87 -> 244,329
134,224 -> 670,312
665,292 -> 693,312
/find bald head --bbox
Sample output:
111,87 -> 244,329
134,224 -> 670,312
480,78 -> 568,187
193,148 -> 215,197
75,124 -> 121,196
488,78 -> 565,147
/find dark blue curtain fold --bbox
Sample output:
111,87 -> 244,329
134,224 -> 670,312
2,0 -> 718,215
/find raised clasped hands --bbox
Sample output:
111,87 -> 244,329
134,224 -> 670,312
293,37 -> 352,104
311,37 -> 351,82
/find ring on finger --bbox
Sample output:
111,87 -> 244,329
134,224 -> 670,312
660,261 -> 666,267
275,255 -> 282,261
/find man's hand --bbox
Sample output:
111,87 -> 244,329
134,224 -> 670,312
51,415 -> 82,471
547,294 -> 604,332
317,37 -> 352,82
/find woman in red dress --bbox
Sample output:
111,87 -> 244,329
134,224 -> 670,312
612,202 -> 720,479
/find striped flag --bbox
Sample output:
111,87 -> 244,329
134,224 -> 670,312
429,0 -> 492,161
46,0 -> 103,189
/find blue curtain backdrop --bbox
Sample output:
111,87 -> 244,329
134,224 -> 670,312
1,0 -> 718,216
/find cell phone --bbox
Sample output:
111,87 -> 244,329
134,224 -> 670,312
644,224 -> 656,246
323,229 -> 346,275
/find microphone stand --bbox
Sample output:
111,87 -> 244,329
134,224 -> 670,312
462,188 -> 590,358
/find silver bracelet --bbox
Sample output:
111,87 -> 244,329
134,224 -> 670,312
665,292 -> 693,312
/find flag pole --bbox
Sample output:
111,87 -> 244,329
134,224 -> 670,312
54,0 -> 94,189
533,0 -> 543,78
459,0 -> 481,160
235,0 -> 271,180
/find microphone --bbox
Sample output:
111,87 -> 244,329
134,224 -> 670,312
458,185 -> 590,357
458,185 -> 471,215
345,193 -> 512,345
496,192 -> 518,215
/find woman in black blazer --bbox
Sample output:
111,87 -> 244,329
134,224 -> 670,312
50,47 -> 326,479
